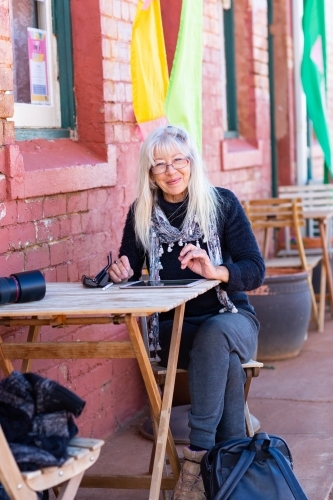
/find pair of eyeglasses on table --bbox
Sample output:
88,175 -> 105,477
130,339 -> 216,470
81,251 -> 113,290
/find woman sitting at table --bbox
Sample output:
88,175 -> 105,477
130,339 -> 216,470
109,125 -> 265,500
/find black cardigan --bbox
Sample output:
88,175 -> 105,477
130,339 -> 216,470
119,188 -> 265,320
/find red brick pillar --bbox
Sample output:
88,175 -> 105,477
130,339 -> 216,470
271,0 -> 297,186
0,0 -> 19,201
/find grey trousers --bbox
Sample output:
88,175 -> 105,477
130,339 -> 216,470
159,309 -> 259,450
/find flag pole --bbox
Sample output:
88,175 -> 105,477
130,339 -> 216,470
293,0 -> 308,185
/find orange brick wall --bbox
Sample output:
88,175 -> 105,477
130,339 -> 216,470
0,0 -> 146,440
0,0 -> 14,201
202,0 -> 271,200
272,0 -> 297,187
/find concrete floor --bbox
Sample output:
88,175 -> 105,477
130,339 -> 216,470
70,314 -> 333,500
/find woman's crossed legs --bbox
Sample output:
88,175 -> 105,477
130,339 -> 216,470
159,309 -> 259,450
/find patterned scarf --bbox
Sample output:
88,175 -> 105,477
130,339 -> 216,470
147,204 -> 237,361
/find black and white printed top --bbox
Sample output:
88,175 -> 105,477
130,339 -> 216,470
119,187 -> 265,320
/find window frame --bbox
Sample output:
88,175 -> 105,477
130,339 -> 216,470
52,0 -> 75,131
219,0 -> 238,138
12,0 -> 76,140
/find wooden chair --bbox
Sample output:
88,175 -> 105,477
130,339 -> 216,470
141,357 -> 262,500
150,360 -> 262,438
0,428 -> 104,500
278,185 -> 333,331
243,197 -> 323,330
278,184 -> 333,253
139,292 -> 263,500
278,184 -> 333,211
139,318 -> 263,438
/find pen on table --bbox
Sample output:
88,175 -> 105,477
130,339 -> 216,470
102,282 -> 113,291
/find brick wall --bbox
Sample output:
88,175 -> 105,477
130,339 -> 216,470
0,0 -> 14,201
0,0 -> 145,440
272,0 -> 297,187
201,0 -> 224,174
0,189 -> 147,441
202,0 -> 271,200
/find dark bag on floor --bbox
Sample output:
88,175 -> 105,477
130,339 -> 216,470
200,432 -> 309,500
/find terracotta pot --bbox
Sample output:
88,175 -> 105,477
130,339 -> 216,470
247,269 -> 311,361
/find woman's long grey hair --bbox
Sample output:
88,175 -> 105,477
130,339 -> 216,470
134,125 -> 220,251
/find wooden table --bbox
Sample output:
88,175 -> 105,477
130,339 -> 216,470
278,208 -> 333,331
0,280 -> 220,500
278,185 -> 333,329
303,210 -> 333,327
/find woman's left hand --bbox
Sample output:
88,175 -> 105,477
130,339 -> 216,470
178,244 -> 229,282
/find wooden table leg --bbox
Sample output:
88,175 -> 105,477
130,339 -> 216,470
0,337 -> 14,376
21,324 -> 40,373
125,313 -> 182,497
318,260 -> 327,332
319,220 -> 333,314
148,304 -> 185,500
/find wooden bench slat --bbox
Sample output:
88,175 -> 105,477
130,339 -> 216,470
66,446 -> 90,459
69,437 -> 105,451
265,255 -> 322,269
40,457 -> 76,476
153,359 -> 263,376
22,469 -> 42,480
241,359 -> 263,368
25,446 -> 102,491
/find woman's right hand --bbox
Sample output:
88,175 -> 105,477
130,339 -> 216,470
109,255 -> 134,283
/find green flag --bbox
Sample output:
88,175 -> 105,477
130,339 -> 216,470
164,0 -> 203,151
301,0 -> 332,179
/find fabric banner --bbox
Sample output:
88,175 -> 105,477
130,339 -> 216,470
130,0 -> 169,138
301,0 -> 332,178
164,0 -> 203,151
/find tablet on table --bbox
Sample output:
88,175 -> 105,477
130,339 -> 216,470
119,279 -> 206,288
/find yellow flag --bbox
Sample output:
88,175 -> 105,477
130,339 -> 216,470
130,0 -> 169,138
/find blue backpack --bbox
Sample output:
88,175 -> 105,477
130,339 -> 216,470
200,433 -> 309,500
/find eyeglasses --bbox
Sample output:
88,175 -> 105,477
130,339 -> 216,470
150,158 -> 189,175
81,251 -> 112,288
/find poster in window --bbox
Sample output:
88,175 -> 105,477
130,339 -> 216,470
27,27 -> 49,104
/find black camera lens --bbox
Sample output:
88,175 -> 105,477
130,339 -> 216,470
0,277 -> 20,305
0,270 -> 46,305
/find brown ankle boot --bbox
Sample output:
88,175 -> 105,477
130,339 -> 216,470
172,447 -> 207,500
